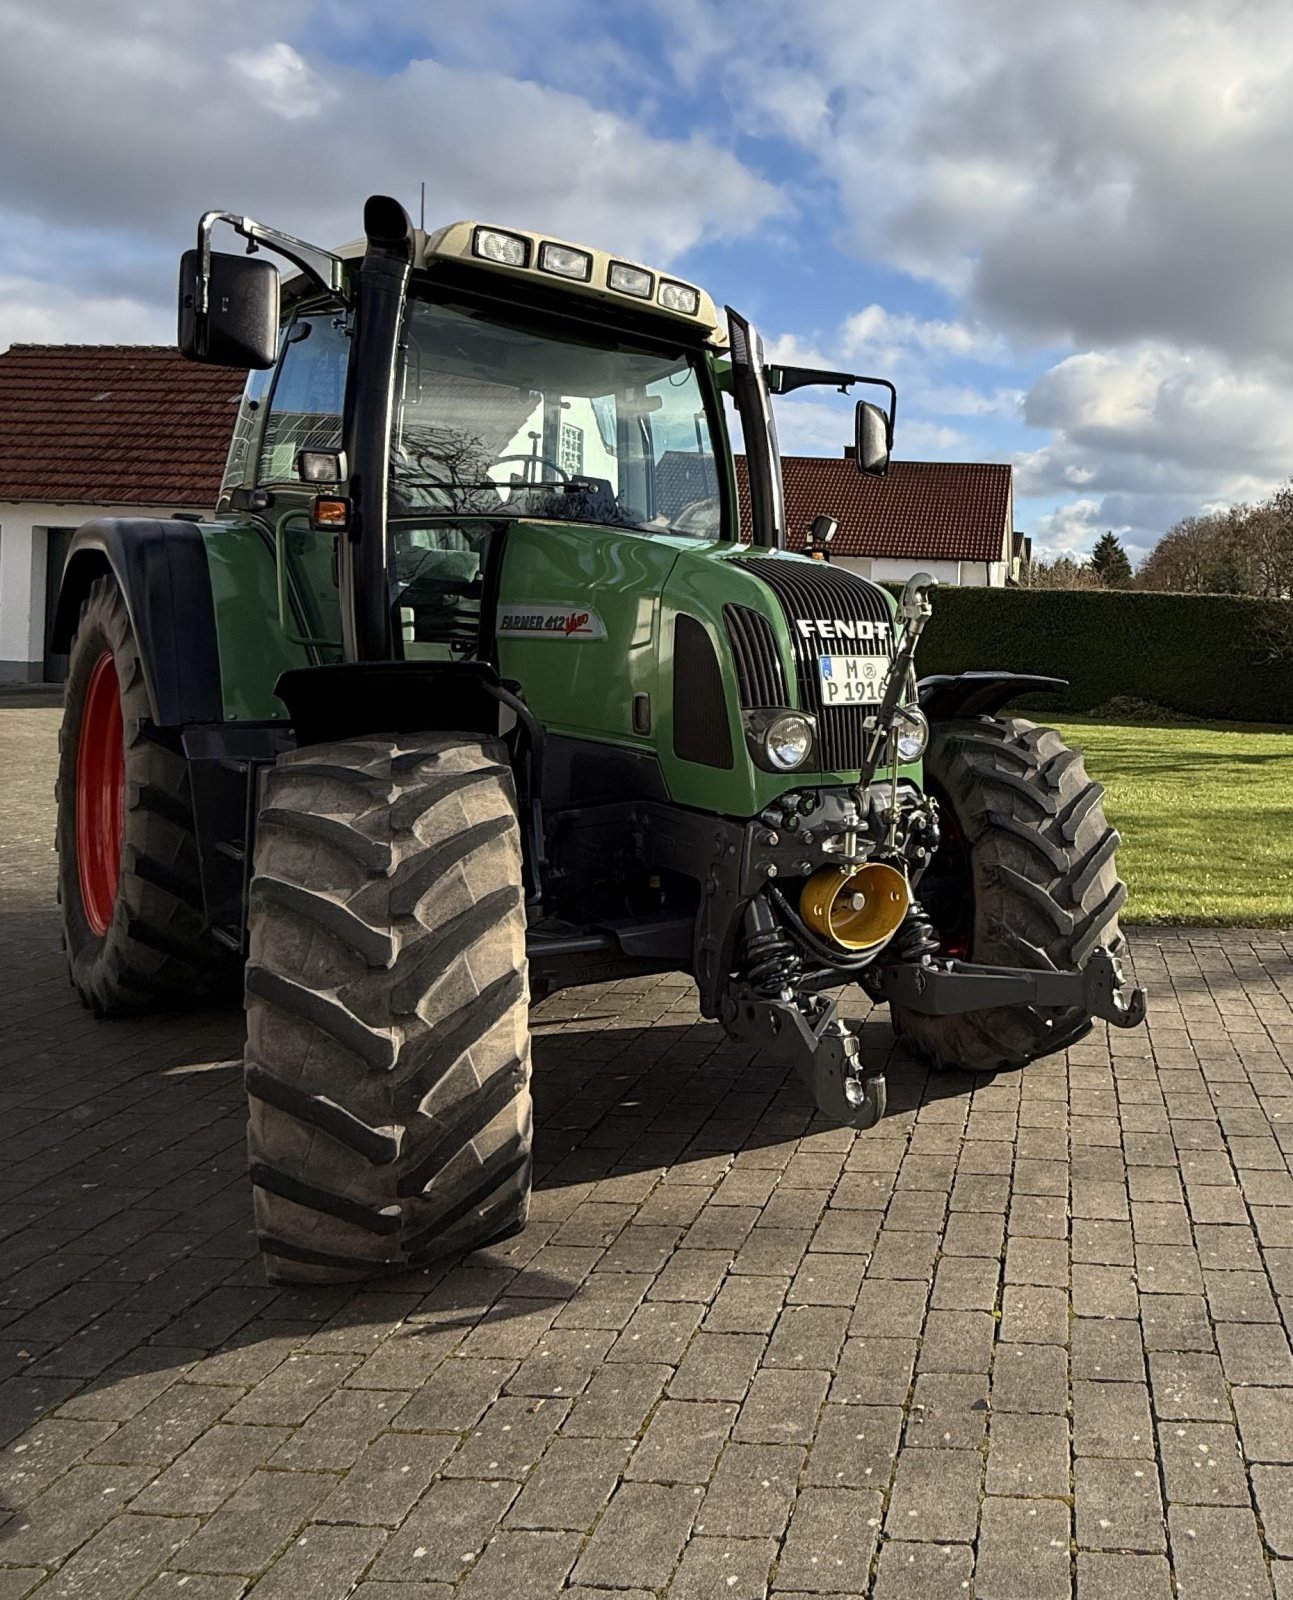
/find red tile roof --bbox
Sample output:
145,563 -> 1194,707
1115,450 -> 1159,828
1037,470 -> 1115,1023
0,345 -> 244,507
737,456 -> 1012,562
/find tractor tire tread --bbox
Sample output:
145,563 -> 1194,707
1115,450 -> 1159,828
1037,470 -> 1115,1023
892,713 -> 1128,1074
244,731 -> 532,1284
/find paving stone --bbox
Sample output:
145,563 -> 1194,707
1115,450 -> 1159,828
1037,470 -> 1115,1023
849,1278 -> 928,1338
774,1486 -> 884,1594
131,1421 -> 293,1515
987,1411 -> 1070,1497
25,1511 -> 200,1600
975,1495 -> 1071,1600
1252,1465 -> 1293,1557
1233,1386 -> 1293,1462
885,1445 -> 981,1542
368,1478 -> 519,1584
1072,1317 -> 1146,1381
452,1528 -> 581,1600
1141,1294 -> 1215,1353
831,1336 -> 917,1405
569,1481 -> 698,1589
805,1402 -> 902,1487
0,1464 -> 157,1564
607,1300 -> 703,1363
171,1468 -> 335,1575
316,1429 -> 455,1527
668,1334 -> 764,1403
1167,1504 -> 1272,1599
993,1343 -> 1068,1414
1072,1264 -> 1138,1318
1158,1420 -> 1251,1506
625,1398 -> 735,1483
786,1254 -> 867,1307
733,1366 -> 829,1445
667,1535 -> 777,1599
697,1442 -> 805,1538
1076,1552 -> 1174,1600
242,1522 -> 386,1600
1149,1352 -> 1232,1422
507,1435 -> 630,1530
705,1274 -> 789,1334
443,1394 -> 569,1480
1073,1379 -> 1155,1458
871,1539 -> 975,1600
905,1372 -> 989,1450
394,1357 -> 517,1432
764,1304 -> 849,1371
1075,1457 -> 1166,1553
561,1360 -> 670,1435
133,1577 -> 251,1600
916,1310 -> 995,1374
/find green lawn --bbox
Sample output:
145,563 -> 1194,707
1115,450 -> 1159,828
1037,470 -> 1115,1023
1054,717 -> 1293,927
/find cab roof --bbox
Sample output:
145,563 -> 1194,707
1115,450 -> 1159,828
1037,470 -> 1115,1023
330,220 -> 726,346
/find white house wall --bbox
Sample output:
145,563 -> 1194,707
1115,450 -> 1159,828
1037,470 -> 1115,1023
0,502 -> 200,682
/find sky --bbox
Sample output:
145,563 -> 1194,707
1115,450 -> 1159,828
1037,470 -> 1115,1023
2,0 -> 1291,562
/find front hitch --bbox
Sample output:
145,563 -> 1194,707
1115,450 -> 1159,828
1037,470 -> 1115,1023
875,944 -> 1148,1030
723,990 -> 888,1129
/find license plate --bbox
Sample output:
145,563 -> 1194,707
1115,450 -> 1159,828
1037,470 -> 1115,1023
818,654 -> 888,705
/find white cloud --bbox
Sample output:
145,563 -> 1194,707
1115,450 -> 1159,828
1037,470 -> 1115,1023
0,1 -> 784,353
228,42 -> 332,120
0,275 -> 170,349
841,305 -> 1007,368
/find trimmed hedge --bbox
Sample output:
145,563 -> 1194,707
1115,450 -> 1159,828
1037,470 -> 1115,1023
890,587 -> 1293,724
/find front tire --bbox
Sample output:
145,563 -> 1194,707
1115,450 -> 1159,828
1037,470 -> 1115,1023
892,715 -> 1127,1073
57,575 -> 233,1015
244,732 -> 533,1284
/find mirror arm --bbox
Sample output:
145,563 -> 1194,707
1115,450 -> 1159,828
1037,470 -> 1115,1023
195,211 -> 349,313
765,365 -> 897,446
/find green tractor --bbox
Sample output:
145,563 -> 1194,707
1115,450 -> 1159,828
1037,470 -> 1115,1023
52,195 -> 1145,1283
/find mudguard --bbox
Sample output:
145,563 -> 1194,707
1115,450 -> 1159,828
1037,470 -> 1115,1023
917,671 -> 1067,721
50,518 -> 222,727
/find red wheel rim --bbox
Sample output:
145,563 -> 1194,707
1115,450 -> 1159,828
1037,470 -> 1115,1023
76,650 -> 124,937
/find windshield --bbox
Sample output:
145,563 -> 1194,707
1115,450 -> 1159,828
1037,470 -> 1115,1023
390,297 -> 725,540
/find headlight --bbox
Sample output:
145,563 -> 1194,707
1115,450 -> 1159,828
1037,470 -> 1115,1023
609,261 -> 654,299
473,227 -> 529,267
891,705 -> 929,764
658,279 -> 701,315
764,712 -> 815,771
538,241 -> 592,281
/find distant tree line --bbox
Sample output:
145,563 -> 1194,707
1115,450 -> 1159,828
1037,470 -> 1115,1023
1026,480 -> 1293,600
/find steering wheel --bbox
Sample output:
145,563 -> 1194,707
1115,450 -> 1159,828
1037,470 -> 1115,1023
491,454 -> 570,499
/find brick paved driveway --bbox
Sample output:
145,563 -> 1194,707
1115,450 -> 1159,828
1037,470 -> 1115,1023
3,698 -> 1293,1599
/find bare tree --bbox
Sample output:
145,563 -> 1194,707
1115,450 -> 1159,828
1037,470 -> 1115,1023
1023,554 -> 1108,590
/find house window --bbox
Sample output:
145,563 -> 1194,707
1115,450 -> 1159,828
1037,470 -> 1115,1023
559,421 -> 584,477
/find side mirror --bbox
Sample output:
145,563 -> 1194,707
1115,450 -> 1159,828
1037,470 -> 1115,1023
855,399 -> 891,477
178,249 -> 279,368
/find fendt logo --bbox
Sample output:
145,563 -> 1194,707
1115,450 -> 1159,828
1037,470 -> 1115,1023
794,618 -> 888,644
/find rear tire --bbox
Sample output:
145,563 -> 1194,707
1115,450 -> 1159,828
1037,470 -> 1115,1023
244,732 -> 532,1284
892,715 -> 1127,1073
57,575 -> 234,1015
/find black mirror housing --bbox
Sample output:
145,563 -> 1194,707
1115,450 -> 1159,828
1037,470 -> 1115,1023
855,399 -> 891,477
178,249 -> 279,368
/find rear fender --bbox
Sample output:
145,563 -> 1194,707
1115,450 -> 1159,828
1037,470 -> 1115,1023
51,519 -> 222,726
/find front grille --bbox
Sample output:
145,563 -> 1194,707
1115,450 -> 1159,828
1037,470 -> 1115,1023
729,557 -> 893,773
724,605 -> 788,708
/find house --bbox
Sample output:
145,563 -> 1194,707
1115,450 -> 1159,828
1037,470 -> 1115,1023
0,345 -> 242,682
0,342 -> 1020,683
743,454 -> 1021,588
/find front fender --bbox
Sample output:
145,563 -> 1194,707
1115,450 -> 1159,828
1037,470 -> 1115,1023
917,671 -> 1067,721
51,518 -> 222,727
